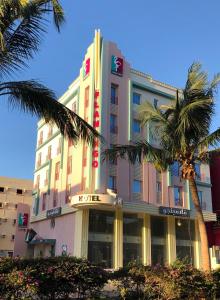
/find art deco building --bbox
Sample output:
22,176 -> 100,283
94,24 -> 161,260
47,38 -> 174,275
30,31 -> 215,268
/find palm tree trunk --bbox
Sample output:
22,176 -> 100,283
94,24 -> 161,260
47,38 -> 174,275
188,177 -> 211,271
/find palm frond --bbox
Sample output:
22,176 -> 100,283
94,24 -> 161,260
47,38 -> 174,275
137,101 -> 169,126
177,98 -> 213,138
0,80 -> 101,144
0,0 -> 64,76
184,62 -> 208,96
103,140 -> 171,171
198,128 -> 220,150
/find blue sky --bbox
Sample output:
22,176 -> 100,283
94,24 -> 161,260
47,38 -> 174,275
1,0 -> 220,180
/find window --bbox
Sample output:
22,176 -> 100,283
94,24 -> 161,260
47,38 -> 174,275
175,219 -> 195,264
171,161 -> 179,177
154,98 -> 159,108
11,235 -> 15,241
85,86 -> 90,107
47,145 -> 52,160
65,184 -> 71,204
67,156 -> 72,175
111,84 -> 118,104
110,114 -> 117,134
55,162 -> 60,180
83,158 -> 87,167
156,182 -> 162,203
0,203 -> 3,208
57,137 -> 62,155
68,139 -> 74,148
13,219 -> 16,225
0,187 -> 4,192
109,144 -> 117,165
72,101 -> 77,112
123,214 -> 143,266
108,176 -> 117,190
38,131 -> 43,146
48,126 -> 53,138
156,181 -> 162,192
198,191 -> 206,209
133,119 -> 141,133
37,152 -> 42,168
44,170 -> 49,186
133,93 -> 141,105
81,177 -> 86,191
195,163 -> 201,180
53,189 -> 58,207
133,180 -> 142,193
88,210 -> 115,268
151,216 -> 167,265
16,189 -> 23,195
174,186 -> 182,206
35,175 -> 40,190
42,193 -> 47,211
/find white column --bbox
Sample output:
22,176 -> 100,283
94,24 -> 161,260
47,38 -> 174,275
142,214 -> 151,265
114,208 -> 123,269
167,216 -> 176,264
73,209 -> 89,258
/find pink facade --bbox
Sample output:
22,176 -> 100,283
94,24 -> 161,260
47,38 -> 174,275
30,31 -> 214,268
13,204 -> 30,257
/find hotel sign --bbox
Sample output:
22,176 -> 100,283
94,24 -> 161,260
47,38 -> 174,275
18,213 -> 28,228
92,90 -> 100,168
83,58 -> 90,78
46,207 -> 62,219
71,194 -> 116,207
159,206 -> 190,217
111,55 -> 123,76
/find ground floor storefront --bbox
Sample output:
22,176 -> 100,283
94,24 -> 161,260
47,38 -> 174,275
31,207 -> 201,269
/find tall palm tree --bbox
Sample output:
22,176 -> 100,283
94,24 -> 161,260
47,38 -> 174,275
0,0 -> 100,144
104,62 -> 220,271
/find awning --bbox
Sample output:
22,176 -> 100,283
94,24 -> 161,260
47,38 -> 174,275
29,239 -> 56,245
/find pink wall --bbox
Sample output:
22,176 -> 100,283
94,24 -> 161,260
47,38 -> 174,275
14,203 -> 30,257
210,156 -> 220,213
31,213 -> 75,256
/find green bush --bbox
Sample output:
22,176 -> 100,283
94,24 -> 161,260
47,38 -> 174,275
111,260 -> 216,300
0,256 -> 109,299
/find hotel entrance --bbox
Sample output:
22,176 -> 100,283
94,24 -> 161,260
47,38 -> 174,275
88,210 -> 114,268
84,208 -> 198,269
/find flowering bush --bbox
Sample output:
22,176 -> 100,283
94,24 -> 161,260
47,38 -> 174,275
112,260 -> 217,300
0,256 -> 109,299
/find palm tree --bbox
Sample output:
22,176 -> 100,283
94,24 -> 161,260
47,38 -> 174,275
0,0 -> 100,144
104,62 -> 220,271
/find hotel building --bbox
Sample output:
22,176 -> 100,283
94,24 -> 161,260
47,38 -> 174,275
30,31 -> 216,268
0,176 -> 33,257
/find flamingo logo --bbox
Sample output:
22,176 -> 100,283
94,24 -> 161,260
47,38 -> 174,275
111,55 -> 123,76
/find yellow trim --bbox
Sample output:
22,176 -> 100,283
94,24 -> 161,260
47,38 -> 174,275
114,208 -> 123,269
73,209 -> 89,258
194,220 -> 201,269
167,216 -> 176,264
142,214 -> 151,265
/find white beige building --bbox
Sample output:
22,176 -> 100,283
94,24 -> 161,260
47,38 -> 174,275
0,176 -> 33,257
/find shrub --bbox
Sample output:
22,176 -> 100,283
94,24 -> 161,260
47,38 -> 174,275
0,256 -> 109,299
111,260 -> 216,300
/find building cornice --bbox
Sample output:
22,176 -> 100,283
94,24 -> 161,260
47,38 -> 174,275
131,68 -> 179,91
132,81 -> 175,100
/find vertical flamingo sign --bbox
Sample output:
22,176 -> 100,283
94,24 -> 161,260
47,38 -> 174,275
111,55 -> 123,76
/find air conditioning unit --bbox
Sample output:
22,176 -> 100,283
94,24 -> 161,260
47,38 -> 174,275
1,234 -> 6,238
4,202 -> 9,206
3,218 -> 7,222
